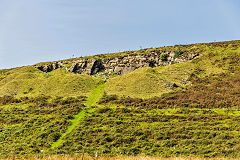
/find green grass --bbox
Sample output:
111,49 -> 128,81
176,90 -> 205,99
50,84 -> 105,149
52,104 -> 240,158
0,96 -> 85,157
104,45 -> 238,98
84,84 -> 105,107
105,62 -> 194,98
50,109 -> 87,149
1,40 -> 240,158
1,40 -> 239,99
0,67 -> 99,97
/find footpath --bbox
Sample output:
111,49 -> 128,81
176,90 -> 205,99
50,84 -> 105,149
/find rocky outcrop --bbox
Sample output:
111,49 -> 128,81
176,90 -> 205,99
67,59 -> 105,75
36,62 -> 60,72
34,51 -> 199,76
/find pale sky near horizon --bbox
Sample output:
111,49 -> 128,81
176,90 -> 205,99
0,0 -> 240,69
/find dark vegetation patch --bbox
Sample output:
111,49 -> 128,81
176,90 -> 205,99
99,67 -> 240,109
173,47 -> 184,60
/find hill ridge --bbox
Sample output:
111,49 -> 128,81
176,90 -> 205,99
33,40 -> 240,77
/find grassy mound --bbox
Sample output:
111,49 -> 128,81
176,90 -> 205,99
0,66 -> 100,97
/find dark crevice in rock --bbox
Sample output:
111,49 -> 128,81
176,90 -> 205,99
35,63 -> 61,73
72,61 -> 88,74
72,63 -> 81,73
46,65 -> 53,72
90,60 -> 105,75
149,61 -> 156,68
37,66 -> 44,72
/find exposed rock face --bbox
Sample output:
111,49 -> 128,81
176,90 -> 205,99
36,62 -> 60,72
91,60 -> 105,75
66,59 -> 105,75
34,51 -> 199,76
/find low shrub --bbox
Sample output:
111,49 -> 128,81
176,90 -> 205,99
174,47 -> 184,59
160,53 -> 167,61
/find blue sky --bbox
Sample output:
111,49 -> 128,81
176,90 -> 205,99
1,0 -> 240,69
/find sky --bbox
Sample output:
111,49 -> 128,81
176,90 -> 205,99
0,0 -> 240,69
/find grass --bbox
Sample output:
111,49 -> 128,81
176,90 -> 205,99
2,40 -> 240,158
50,110 -> 87,149
0,96 -> 85,157
1,41 -> 240,99
50,84 -> 105,149
104,62 -> 194,98
0,67 -> 99,97
84,84 -> 105,107
50,103 -> 240,157
7,156 -> 240,160
104,45 -> 238,98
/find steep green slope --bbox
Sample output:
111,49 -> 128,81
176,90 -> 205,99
1,40 -> 239,99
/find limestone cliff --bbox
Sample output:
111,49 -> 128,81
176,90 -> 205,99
34,50 -> 199,76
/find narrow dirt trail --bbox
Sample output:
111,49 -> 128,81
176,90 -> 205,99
51,84 -> 105,149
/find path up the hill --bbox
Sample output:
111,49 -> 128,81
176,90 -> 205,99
50,84 -> 105,149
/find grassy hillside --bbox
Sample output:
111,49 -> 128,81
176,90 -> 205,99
105,44 -> 236,98
51,84 -> 105,149
0,95 -> 86,157
0,66 -> 100,97
1,40 -> 240,159
50,104 -> 240,158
